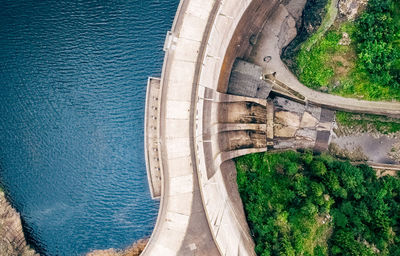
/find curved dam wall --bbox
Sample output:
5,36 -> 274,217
143,0 -> 288,255
142,0 -> 222,255
194,0 -> 282,255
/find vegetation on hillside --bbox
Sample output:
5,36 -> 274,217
300,0 -> 338,52
294,0 -> 400,101
236,151 -> 400,255
336,111 -> 400,134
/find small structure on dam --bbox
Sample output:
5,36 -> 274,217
144,77 -> 162,199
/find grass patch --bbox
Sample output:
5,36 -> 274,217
236,151 -> 400,256
336,111 -> 400,134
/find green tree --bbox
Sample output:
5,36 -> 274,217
310,160 -> 327,177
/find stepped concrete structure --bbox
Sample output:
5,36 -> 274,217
143,0 -> 400,255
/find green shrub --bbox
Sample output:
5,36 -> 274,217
355,0 -> 400,88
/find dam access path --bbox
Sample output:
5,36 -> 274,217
143,0 -> 400,255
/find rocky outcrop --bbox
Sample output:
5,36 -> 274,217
285,0 -> 308,24
338,32 -> 351,45
87,239 -> 148,256
338,0 -> 368,21
277,0 -> 307,51
0,191 -> 38,256
281,0 -> 329,69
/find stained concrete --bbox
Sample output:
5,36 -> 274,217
228,59 -> 272,99
271,96 -> 335,151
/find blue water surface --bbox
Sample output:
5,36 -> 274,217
0,0 -> 179,255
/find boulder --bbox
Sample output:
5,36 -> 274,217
338,32 -> 351,45
338,0 -> 367,20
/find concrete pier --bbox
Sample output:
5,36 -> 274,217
144,77 -> 162,199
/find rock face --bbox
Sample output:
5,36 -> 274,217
285,0 -> 308,23
281,0 -> 329,69
338,0 -> 367,20
277,0 -> 308,52
278,14 -> 298,51
87,239 -> 148,256
0,191 -> 38,256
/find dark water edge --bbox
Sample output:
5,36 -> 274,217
0,0 -> 179,255
281,0 -> 329,73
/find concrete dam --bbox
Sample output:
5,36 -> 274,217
143,0 -> 400,255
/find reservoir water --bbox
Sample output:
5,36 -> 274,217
0,0 -> 179,255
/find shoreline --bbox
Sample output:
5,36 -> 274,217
86,239 -> 148,256
0,190 -> 38,256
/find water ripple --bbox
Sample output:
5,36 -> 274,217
0,0 -> 179,255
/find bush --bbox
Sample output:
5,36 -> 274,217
355,0 -> 400,88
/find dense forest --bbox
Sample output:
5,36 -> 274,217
236,151 -> 400,255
